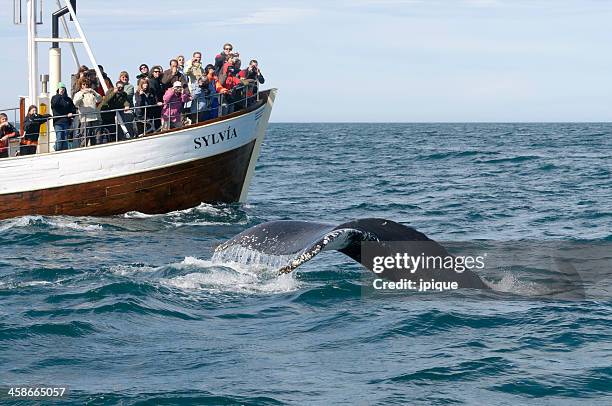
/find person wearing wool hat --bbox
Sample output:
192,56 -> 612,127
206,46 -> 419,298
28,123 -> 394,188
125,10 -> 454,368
50,82 -> 77,151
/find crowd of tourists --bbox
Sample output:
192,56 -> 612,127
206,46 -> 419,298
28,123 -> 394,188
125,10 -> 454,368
0,43 -> 265,158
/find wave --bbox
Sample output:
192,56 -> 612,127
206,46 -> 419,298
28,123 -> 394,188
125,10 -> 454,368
371,356 -> 516,384
122,203 -> 249,227
422,150 -> 499,160
0,215 -> 103,233
0,321 -> 96,340
476,155 -> 541,164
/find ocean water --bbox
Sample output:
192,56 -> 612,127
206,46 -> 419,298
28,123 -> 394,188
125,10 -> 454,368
0,123 -> 611,405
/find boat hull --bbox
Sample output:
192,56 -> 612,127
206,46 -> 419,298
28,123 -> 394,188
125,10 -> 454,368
0,90 -> 276,220
0,140 -> 255,219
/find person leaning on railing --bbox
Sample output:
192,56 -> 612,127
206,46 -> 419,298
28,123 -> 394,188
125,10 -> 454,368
0,113 -> 18,158
73,78 -> 102,147
51,82 -> 77,151
21,105 -> 51,155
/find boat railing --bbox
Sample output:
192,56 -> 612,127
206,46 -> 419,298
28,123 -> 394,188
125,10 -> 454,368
1,82 -> 261,157
0,107 -> 21,124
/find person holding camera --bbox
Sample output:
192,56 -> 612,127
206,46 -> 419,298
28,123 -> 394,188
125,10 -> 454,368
73,78 -> 102,147
100,81 -> 133,142
162,81 -> 191,130
214,43 -> 239,75
239,60 -> 264,85
239,60 -> 265,105
185,51 -> 205,90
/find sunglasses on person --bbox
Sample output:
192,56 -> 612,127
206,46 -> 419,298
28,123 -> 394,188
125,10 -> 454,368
224,47 -> 232,51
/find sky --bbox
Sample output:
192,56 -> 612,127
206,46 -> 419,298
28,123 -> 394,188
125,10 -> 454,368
1,0 -> 611,122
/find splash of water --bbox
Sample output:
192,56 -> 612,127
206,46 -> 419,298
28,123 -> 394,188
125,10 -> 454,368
162,256 -> 299,294
211,245 -> 298,273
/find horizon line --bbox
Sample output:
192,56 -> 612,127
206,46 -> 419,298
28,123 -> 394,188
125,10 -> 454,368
269,121 -> 612,124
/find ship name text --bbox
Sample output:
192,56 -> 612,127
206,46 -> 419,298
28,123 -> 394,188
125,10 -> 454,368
194,126 -> 239,149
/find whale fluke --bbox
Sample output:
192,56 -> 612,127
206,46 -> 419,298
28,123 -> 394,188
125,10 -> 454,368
213,218 -> 489,289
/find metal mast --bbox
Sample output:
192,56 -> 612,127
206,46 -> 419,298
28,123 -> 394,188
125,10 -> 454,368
26,0 -> 38,106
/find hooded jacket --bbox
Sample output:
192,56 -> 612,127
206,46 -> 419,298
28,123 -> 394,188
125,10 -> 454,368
51,90 -> 77,126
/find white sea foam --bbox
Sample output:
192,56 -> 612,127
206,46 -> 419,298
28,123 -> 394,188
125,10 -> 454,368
109,264 -> 157,276
486,273 -> 547,296
0,215 -> 102,232
168,220 -> 248,228
122,211 -> 158,219
211,245 -> 298,272
19,280 -> 53,287
123,203 -> 248,227
46,219 -> 103,232
162,256 -> 299,294
0,280 -> 54,289
0,215 -> 43,232
166,203 -> 230,218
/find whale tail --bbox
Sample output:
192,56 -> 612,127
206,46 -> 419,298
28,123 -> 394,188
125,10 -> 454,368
213,218 -> 490,289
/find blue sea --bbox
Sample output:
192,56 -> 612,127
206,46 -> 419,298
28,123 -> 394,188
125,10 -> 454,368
1,123 -> 611,405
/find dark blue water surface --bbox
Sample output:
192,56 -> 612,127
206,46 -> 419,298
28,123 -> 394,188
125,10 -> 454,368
1,123 -> 611,405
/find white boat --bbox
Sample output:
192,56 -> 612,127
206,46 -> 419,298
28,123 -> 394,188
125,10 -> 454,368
0,0 -> 276,220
